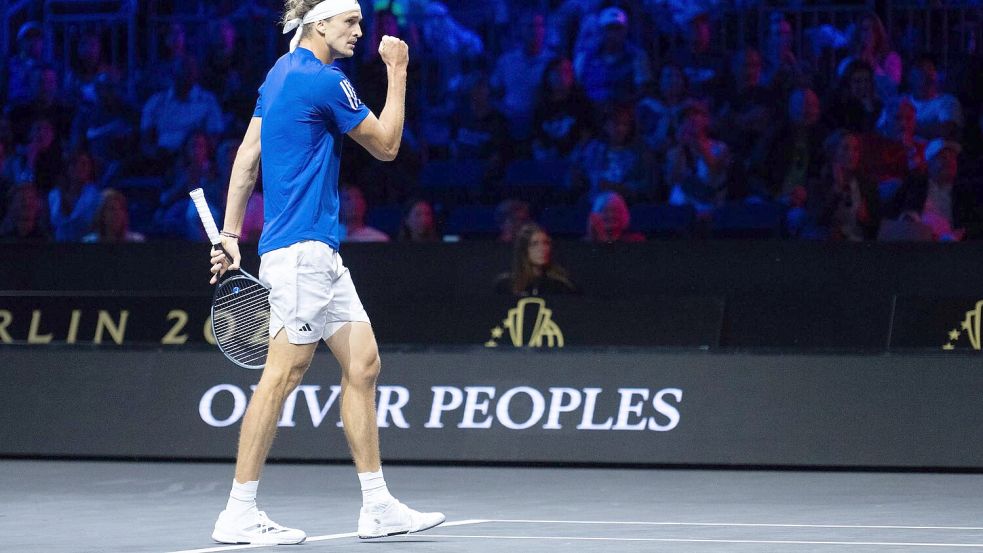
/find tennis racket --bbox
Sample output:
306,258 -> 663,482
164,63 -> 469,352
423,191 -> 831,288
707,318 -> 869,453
189,188 -> 269,370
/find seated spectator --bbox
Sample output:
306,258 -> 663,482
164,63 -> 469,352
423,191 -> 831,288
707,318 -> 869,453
64,32 -> 113,105
566,0 -> 606,57
865,97 -> 926,184
341,185 -> 390,242
154,132 -> 222,240
747,87 -> 826,204
82,189 -> 145,243
669,12 -> 724,99
450,76 -> 509,174
69,72 -> 137,167
495,199 -> 532,243
5,65 -> 76,144
716,47 -> 773,129
48,150 -> 101,242
836,11 -> 902,100
571,105 -> 654,201
202,19 -> 257,129
0,183 -> 49,241
762,12 -> 810,95
905,55 -> 964,140
715,47 -> 774,188
495,223 -> 577,296
802,22 -> 850,96
545,0 -> 604,58
573,7 -> 653,108
666,103 -> 730,214
491,11 -> 550,140
416,2 -> 485,155
397,199 -> 440,242
637,64 -> 691,156
826,60 -> 882,133
138,23 -> 188,97
5,22 -> 45,106
586,191 -> 644,243
141,57 -> 225,160
7,118 -> 64,194
806,130 -> 880,241
890,140 -> 980,242
531,57 -> 592,161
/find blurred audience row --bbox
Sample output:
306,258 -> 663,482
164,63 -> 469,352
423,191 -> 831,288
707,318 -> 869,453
2,2 -> 982,244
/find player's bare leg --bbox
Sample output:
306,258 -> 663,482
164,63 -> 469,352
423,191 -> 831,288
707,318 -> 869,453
326,322 -> 445,539
326,322 -> 381,472
236,331 -> 317,482
212,331 -> 315,545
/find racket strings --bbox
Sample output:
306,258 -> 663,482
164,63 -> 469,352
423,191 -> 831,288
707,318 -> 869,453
212,276 -> 271,368
212,295 -> 271,322
213,284 -> 267,307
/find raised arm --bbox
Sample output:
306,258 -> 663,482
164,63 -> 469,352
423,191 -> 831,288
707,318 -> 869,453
209,116 -> 261,283
347,36 -> 408,161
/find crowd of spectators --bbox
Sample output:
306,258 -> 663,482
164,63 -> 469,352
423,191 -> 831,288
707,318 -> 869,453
1,1 -> 981,246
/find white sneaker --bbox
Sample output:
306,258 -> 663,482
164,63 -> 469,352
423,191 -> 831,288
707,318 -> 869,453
357,500 -> 446,539
212,507 -> 307,545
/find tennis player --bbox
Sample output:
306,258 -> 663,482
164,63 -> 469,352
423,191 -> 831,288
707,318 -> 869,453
207,0 -> 444,544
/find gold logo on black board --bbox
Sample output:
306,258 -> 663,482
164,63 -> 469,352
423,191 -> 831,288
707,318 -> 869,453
942,300 -> 982,351
485,297 -> 564,348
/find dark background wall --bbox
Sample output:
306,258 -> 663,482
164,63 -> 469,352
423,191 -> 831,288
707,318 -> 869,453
2,349 -> 981,469
2,241 -> 979,298
2,242 -> 981,468
1,241 -> 981,350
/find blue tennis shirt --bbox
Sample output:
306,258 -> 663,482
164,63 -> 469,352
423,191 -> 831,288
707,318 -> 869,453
253,47 -> 370,255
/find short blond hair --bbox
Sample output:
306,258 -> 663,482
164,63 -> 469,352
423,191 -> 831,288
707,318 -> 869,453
282,0 -> 323,37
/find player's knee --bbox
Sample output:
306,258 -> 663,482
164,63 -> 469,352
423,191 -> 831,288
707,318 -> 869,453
348,352 -> 381,389
263,359 -> 308,395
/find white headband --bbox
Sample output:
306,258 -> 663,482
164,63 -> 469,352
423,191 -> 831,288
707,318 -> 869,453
283,0 -> 361,52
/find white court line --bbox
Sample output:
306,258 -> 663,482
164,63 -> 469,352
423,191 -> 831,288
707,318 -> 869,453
164,519 -> 489,553
487,519 -> 983,531
421,534 -> 983,548
164,518 -> 983,552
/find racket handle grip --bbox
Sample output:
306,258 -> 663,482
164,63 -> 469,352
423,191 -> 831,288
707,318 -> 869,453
189,188 -> 222,243
189,188 -> 235,266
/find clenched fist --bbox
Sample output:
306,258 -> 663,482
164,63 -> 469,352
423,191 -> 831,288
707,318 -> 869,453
378,35 -> 409,69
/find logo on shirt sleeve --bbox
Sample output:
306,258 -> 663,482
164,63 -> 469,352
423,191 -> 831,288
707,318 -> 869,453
339,79 -> 361,110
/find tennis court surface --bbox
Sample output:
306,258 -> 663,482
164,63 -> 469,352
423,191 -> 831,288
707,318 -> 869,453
3,460 -> 982,552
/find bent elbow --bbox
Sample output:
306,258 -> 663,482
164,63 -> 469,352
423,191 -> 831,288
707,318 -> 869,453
237,144 -> 261,165
377,145 -> 399,162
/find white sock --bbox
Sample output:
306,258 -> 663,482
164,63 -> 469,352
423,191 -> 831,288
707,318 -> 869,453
225,479 -> 258,515
358,469 -> 394,509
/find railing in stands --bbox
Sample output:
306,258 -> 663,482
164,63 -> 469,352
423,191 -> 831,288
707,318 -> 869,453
649,2 -> 873,70
4,1 -> 978,104
145,0 -> 279,75
42,0 -> 138,99
645,1 -> 979,83
1,0 -> 40,63
887,1 -> 982,71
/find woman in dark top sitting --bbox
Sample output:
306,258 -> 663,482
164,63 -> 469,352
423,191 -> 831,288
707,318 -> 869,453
397,198 -> 440,242
495,223 -> 577,296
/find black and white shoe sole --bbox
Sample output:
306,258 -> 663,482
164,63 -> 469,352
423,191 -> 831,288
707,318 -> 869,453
212,533 -> 307,545
358,519 -> 446,540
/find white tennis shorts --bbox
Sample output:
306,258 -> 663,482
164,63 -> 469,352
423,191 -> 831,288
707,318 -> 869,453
259,240 -> 370,344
